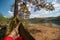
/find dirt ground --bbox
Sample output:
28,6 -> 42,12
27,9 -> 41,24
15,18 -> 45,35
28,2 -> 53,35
27,24 -> 60,40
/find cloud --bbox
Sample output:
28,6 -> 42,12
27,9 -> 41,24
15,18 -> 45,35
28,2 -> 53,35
18,6 -> 21,10
6,0 -> 60,18
54,3 -> 60,11
56,0 -> 60,3
26,3 -> 32,11
3,11 -> 14,18
30,0 -> 60,18
8,11 -> 13,18
4,16 -> 7,18
38,9 -> 50,14
30,13 -> 40,18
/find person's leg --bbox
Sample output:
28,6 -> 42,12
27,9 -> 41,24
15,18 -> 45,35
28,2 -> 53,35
3,23 -> 22,40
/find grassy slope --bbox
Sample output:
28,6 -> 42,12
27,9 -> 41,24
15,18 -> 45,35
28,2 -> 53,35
29,16 -> 60,25
27,24 -> 60,40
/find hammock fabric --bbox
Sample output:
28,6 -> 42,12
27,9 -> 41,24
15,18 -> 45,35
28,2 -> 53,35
3,36 -> 23,40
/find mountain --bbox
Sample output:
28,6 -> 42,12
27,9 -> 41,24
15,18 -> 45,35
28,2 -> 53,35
29,16 -> 60,25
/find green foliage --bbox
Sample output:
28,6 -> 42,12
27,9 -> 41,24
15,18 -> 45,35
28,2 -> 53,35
0,13 -> 14,22
8,17 -> 14,20
0,13 -> 8,22
0,27 -> 7,40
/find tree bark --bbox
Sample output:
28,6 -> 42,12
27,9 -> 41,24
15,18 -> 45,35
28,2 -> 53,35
14,0 -> 18,18
18,23 -> 35,40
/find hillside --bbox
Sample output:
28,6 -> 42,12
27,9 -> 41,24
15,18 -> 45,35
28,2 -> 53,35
29,16 -> 60,25
27,24 -> 60,40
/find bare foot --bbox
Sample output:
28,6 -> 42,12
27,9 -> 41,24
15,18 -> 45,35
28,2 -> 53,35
8,22 -> 20,39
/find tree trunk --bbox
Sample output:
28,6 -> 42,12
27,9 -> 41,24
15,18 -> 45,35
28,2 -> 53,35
14,0 -> 18,18
18,23 -> 35,40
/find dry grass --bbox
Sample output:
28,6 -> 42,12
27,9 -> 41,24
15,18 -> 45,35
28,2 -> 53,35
27,23 -> 60,40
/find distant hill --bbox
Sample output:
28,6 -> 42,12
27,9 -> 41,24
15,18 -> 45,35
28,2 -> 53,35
29,16 -> 60,25
50,16 -> 60,25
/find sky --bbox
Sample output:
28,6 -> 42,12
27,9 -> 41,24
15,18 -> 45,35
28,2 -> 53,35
0,0 -> 60,18
0,0 -> 14,17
